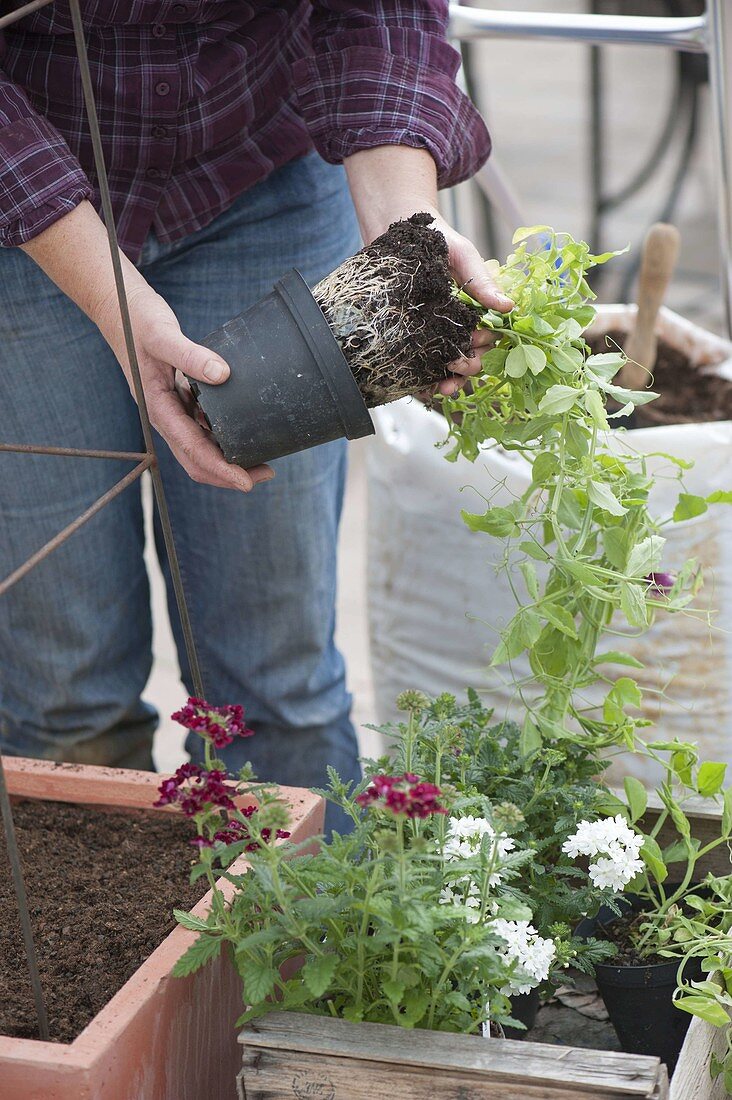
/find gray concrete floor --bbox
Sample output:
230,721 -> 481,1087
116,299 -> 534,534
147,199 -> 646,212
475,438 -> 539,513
152,2 -> 723,772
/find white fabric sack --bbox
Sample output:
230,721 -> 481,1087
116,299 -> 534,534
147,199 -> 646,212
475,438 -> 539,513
367,307 -> 732,782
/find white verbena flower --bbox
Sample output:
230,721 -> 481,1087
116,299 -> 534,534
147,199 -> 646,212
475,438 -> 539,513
443,816 -> 516,887
562,815 -> 644,891
491,918 -> 557,995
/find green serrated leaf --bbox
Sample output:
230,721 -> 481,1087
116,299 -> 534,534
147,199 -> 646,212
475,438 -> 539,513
172,934 -> 222,979
173,909 -> 211,933
301,954 -> 338,999
240,955 -> 278,1003
383,977 -> 406,1005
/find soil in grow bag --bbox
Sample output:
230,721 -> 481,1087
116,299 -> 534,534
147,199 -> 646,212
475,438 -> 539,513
0,799 -> 203,1043
314,213 -> 481,407
589,331 -> 732,424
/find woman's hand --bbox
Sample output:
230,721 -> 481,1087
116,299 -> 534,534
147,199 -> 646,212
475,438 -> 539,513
22,200 -> 272,493
344,146 -> 513,397
95,281 -> 273,492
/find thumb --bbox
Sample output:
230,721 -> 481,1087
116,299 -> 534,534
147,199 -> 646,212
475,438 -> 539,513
451,237 -> 513,313
150,324 -> 231,385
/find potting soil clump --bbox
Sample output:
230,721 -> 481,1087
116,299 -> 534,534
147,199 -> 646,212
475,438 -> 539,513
314,213 -> 480,406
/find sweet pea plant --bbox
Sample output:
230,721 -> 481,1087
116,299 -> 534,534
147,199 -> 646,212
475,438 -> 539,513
442,226 -> 722,758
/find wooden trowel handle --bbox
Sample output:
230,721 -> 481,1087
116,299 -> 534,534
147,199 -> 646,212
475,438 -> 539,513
621,222 -> 681,391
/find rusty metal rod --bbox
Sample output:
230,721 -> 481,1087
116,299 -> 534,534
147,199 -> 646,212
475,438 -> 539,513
0,0 -> 54,31
0,443 -> 149,462
0,755 -> 49,1040
0,458 -> 150,599
69,0 -> 205,699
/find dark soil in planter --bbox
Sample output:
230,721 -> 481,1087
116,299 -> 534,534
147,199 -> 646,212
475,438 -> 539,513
0,799 -> 202,1043
594,908 -> 667,966
589,330 -> 732,424
314,213 -> 481,407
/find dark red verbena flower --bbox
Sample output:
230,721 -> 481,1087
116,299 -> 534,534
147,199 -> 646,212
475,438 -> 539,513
154,764 -> 237,816
171,697 -> 254,748
356,772 -> 447,819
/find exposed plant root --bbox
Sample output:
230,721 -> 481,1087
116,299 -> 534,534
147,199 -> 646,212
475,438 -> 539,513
313,213 -> 480,407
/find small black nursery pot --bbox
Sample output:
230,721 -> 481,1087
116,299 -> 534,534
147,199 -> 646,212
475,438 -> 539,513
192,269 -> 375,469
503,987 -> 541,1040
577,904 -> 703,1073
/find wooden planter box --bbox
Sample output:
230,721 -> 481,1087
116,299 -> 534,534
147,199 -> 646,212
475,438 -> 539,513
236,800 -> 732,1100
0,757 -> 323,1100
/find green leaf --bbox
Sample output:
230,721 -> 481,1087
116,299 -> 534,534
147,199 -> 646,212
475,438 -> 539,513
706,490 -> 732,505
301,954 -> 338,999
673,493 -> 708,522
505,344 -> 546,378
620,582 -> 649,627
723,788 -> 732,836
240,955 -> 278,1003
531,451 -> 560,485
552,347 -> 584,373
584,389 -> 609,430
626,535 -> 665,578
640,835 -> 668,884
603,528 -> 628,571
461,507 -> 519,538
585,352 -> 626,380
697,761 -> 727,798
541,602 -> 578,639
538,384 -> 580,416
519,560 -> 539,600
172,934 -> 222,978
674,995 -> 730,1028
512,224 -> 551,243
520,541 -> 550,562
588,480 -> 626,517
561,558 -> 599,586
519,714 -> 542,758
604,677 -> 642,725
173,909 -> 211,933
383,978 -> 405,1005
624,776 -> 647,823
593,650 -> 644,670
480,347 -> 508,372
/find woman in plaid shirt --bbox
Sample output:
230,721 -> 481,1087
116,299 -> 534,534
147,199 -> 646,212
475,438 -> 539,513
0,1 -> 510,832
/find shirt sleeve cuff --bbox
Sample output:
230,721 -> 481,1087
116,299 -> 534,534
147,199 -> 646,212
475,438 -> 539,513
293,36 -> 491,189
0,114 -> 92,248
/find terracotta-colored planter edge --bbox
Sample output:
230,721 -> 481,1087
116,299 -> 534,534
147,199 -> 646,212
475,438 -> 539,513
0,757 -> 324,1071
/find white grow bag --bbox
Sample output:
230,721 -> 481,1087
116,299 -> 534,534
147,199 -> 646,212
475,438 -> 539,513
367,307 -> 732,783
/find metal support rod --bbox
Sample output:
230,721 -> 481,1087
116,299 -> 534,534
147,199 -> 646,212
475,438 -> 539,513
68,0 -> 204,698
0,0 -> 54,31
707,0 -> 732,338
0,458 -> 150,598
0,755 -> 49,1040
0,443 -> 148,462
447,5 -> 708,52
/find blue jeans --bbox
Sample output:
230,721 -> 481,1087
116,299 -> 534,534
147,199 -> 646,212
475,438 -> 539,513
0,152 -> 362,831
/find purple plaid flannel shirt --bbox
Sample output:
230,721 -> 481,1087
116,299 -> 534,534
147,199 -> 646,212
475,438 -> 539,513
0,2 -> 490,261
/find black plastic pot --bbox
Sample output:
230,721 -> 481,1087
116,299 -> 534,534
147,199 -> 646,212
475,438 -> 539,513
192,269 -> 375,468
503,986 -> 541,1039
577,904 -> 702,1072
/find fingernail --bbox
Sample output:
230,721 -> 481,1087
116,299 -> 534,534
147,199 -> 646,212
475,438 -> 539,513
204,359 -> 227,382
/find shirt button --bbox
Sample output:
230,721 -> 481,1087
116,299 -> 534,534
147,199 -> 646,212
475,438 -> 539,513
152,23 -> 167,37
172,4 -> 187,14
146,167 -> 164,180
151,125 -> 169,139
155,81 -> 170,96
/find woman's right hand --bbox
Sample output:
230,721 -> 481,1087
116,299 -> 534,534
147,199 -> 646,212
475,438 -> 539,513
96,280 -> 274,492
22,200 -> 272,493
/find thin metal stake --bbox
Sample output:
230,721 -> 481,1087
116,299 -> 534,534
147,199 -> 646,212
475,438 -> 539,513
68,0 -> 204,698
0,756 -> 49,1040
